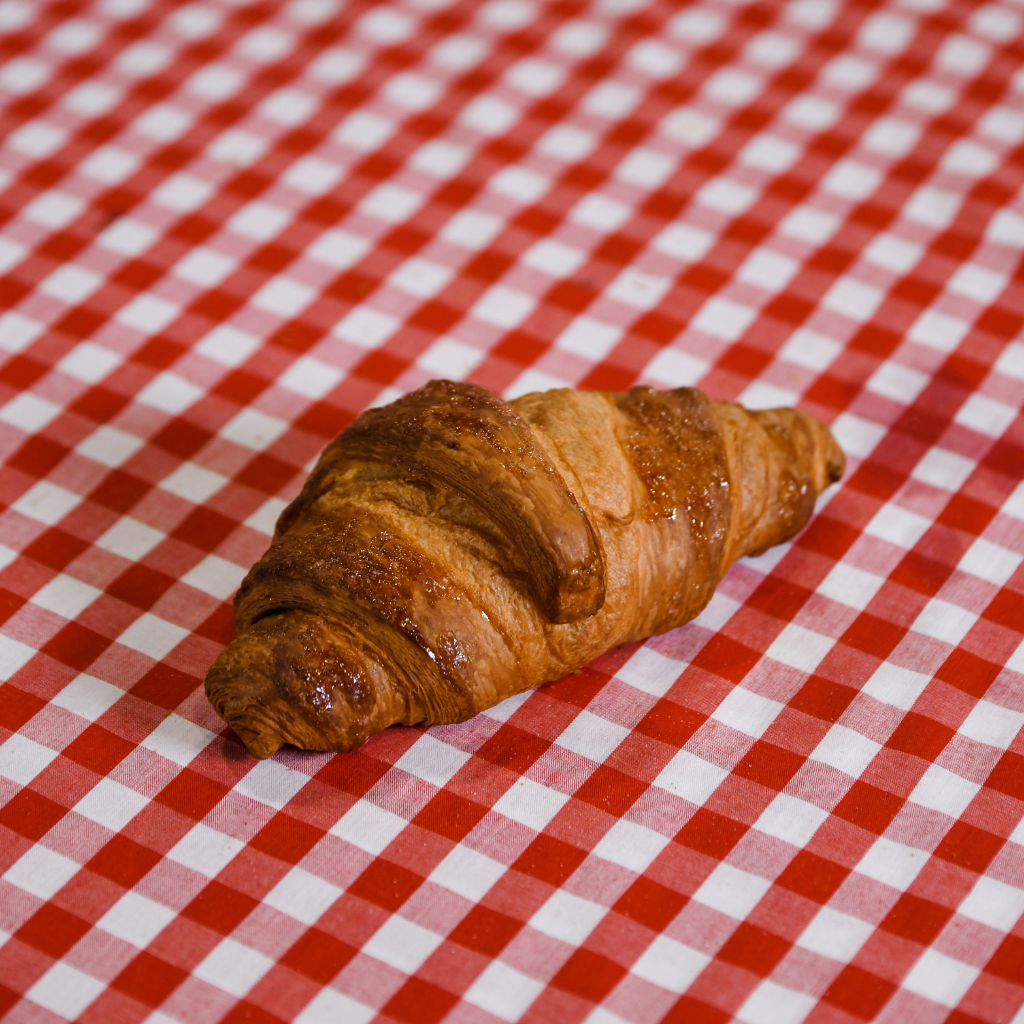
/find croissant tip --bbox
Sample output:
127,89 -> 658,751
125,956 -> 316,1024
220,714 -> 284,759
824,432 -> 846,485
213,700 -> 285,759
205,646 -> 289,760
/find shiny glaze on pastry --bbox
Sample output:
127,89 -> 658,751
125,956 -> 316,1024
206,381 -> 844,758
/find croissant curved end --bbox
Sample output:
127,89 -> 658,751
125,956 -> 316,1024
205,641 -> 287,758
809,416 -> 846,489
206,610 -> 398,759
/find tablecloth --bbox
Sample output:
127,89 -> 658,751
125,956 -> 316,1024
0,0 -> 1022,1021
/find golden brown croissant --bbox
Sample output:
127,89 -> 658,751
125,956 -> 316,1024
205,382 -> 844,758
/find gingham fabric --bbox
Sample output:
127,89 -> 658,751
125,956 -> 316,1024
0,0 -> 1022,1021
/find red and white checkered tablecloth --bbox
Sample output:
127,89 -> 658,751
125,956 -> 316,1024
0,0 -> 1022,1021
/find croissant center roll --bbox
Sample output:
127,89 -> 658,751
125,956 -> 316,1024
205,382 -> 845,759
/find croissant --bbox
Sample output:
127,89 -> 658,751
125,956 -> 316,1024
205,381 -> 844,759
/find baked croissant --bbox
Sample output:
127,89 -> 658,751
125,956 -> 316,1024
205,381 -> 844,758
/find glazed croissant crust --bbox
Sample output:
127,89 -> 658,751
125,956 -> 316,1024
205,382 -> 844,758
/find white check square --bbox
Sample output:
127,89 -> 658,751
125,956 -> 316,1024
909,763 -> 979,818
428,845 -> 506,901
333,110 -> 394,151
631,935 -> 710,993
957,538 -> 1022,586
644,348 -> 710,388
911,599 -> 977,645
159,462 -> 227,503
418,338 -> 483,378
264,867 -> 342,925
817,563 -> 885,611
492,777 -> 570,831
654,749 -> 729,804
958,700 -> 1024,750
97,890 -> 176,947
359,183 -> 423,224
181,554 -> 247,601
957,875 -> 1024,931
737,981 -> 816,1024
908,310 -> 970,353
194,937 -> 274,998
738,250 -> 799,292
861,662 -> 931,711
330,800 -> 407,854
766,623 -> 834,674
172,247 -> 236,287
822,277 -> 884,322
711,687 -> 785,738
862,233 -> 922,274
228,201 -> 291,241
556,317 -> 622,360
911,447 -> 976,492
388,258 -> 454,299
167,823 -> 244,877
308,229 -> 371,271
570,193 -> 630,232
0,733 -> 58,785
530,890 -> 606,945
141,714 -> 217,766
136,371 -> 201,414
95,516 -> 164,561
74,778 -> 148,831
363,916 -> 444,973
902,949 -> 980,1008
75,426 -> 144,468
953,394 -> 1018,438
796,906 -> 874,962
652,223 -> 713,262
196,325 -> 261,367
30,574 -> 102,619
51,674 -> 123,722
296,990 -> 375,1024
4,845 -> 79,899
279,356 -> 343,399
235,759 -> 309,809
0,393 -> 60,433
537,125 -> 596,162
118,613 -> 189,660
810,725 -> 880,777
863,502 -> 930,548
557,710 -> 630,762
220,408 -> 289,451
754,794 -> 829,847
694,863 -> 772,920
394,734 -> 471,787
465,961 -> 544,1022
152,173 -> 213,213
333,307 -> 398,349
283,156 -> 342,196
691,298 -> 757,342
411,140 -> 470,179
12,481 -> 82,525
26,963 -> 104,1020
39,264 -> 101,303
471,285 -> 536,329
593,819 -> 671,873
615,147 -> 675,188
524,239 -> 587,279
855,837 -> 927,891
